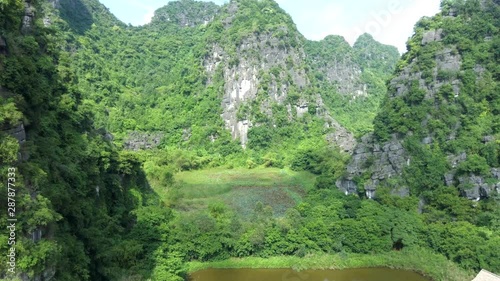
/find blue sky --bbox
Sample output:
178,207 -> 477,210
99,0 -> 442,53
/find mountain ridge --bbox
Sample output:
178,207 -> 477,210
47,0 -> 400,153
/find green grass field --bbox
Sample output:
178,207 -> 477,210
171,167 -> 317,217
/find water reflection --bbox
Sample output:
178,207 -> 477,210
189,268 -> 430,281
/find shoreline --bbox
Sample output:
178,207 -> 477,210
186,249 -> 473,281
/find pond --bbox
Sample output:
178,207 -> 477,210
189,268 -> 431,281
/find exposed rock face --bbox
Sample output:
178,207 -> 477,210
483,135 -> 495,143
389,47 -> 461,101
306,36 -> 367,98
444,154 -> 500,200
338,45 -> 466,197
151,0 -> 220,27
203,4 -> 311,147
1,123 -> 29,161
436,48 -> 461,72
48,0 -> 61,9
319,95 -> 357,153
421,29 -> 443,45
4,123 -> 27,144
324,124 -> 356,154
457,175 -> 494,200
295,100 -> 309,118
447,152 -> 467,169
22,1 -> 35,33
205,33 -> 356,149
306,34 -> 399,100
124,131 -> 164,150
321,57 -> 366,98
383,44 -> 496,200
336,133 -> 409,196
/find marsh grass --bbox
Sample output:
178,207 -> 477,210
170,167 -> 316,216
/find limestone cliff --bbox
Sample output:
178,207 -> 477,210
201,1 -> 356,151
338,0 -> 500,200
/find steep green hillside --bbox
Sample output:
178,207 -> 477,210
306,33 -> 400,135
339,0 -> 499,199
0,0 -> 168,280
338,0 -> 500,274
48,0 -> 399,161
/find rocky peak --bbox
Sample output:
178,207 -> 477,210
53,0 -> 124,34
151,0 -> 221,27
201,0 -> 357,150
353,33 -> 400,74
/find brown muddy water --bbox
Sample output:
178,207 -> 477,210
189,267 -> 431,281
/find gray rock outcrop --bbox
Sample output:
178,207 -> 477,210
421,29 -> 443,45
442,153 -> 499,200
337,37 -> 500,201
319,57 -> 367,98
124,131 -> 164,151
22,1 -> 35,33
306,96 -> 356,153
457,174 -> 497,200
336,133 -> 409,197
389,47 -> 461,101
204,30 -> 305,146
4,123 -> 26,144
